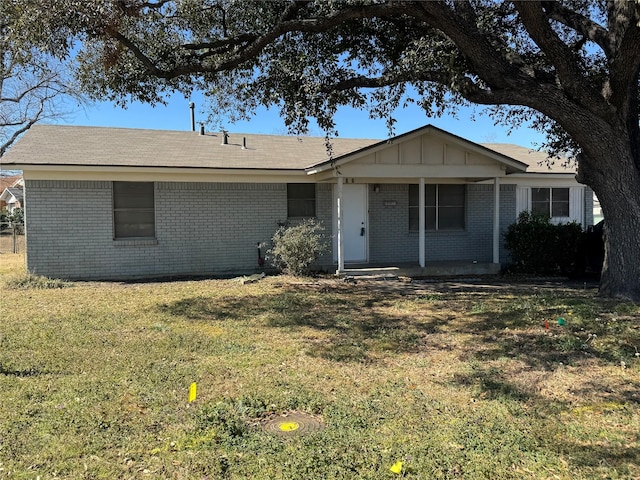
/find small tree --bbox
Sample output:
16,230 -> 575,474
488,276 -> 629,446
267,219 -> 329,276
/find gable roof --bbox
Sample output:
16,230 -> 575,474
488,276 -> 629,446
0,124 -> 377,171
308,124 -> 529,175
0,187 -> 23,203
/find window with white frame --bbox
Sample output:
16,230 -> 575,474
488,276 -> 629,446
531,187 -> 569,218
287,183 -> 316,218
409,184 -> 465,231
113,182 -> 155,239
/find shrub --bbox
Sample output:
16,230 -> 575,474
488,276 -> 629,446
504,211 -> 583,275
9,207 -> 23,226
267,218 -> 329,276
0,210 -> 8,231
6,273 -> 72,290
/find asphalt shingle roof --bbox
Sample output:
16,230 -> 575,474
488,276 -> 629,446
481,143 -> 577,173
1,125 -> 378,170
0,175 -> 22,189
1,124 -> 577,175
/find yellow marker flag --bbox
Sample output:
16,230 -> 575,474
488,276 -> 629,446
188,382 -> 197,402
390,461 -> 403,474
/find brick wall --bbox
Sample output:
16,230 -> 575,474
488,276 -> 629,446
25,180 -> 287,279
24,180 -> 522,279
367,183 -> 516,265
500,184 -> 517,264
315,183 -> 334,268
368,184 -> 414,263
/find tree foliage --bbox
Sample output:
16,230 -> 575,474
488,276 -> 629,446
0,1 -> 86,156
16,1 -> 635,147
9,0 -> 640,300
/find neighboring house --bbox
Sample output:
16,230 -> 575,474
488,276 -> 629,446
0,124 -> 593,280
0,187 -> 24,214
0,175 -> 23,212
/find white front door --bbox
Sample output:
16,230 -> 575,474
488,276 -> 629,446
334,183 -> 368,263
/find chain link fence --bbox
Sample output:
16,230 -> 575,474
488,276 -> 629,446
0,222 -> 25,254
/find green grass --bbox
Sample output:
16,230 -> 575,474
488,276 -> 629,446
0,253 -> 639,479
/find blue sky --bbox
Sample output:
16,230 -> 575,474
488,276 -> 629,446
62,91 -> 545,149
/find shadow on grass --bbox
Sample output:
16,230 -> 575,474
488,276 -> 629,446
159,295 -> 257,321
450,362 -> 640,475
423,282 -> 640,369
158,279 -> 640,368
158,285 -> 448,363
465,312 -> 640,369
156,279 -> 640,475
0,363 -> 45,377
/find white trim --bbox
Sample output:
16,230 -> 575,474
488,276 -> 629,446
493,177 -> 500,264
336,177 -> 344,273
21,167 -> 309,183
515,185 -> 586,225
489,175 -> 578,185
569,187 -> 584,225
516,186 -> 530,215
334,163 -> 507,179
419,178 -> 425,267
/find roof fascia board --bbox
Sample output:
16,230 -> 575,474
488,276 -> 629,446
506,172 -> 578,179
21,166 -> 311,183
476,173 -> 580,186
321,163 -> 507,179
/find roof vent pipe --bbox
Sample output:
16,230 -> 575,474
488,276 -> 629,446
242,137 -> 247,149
189,102 -> 195,132
199,123 -> 205,135
221,131 -> 229,145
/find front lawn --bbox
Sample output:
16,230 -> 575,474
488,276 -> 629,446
0,253 -> 638,479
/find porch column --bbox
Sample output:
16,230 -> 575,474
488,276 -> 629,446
493,177 -> 500,264
419,178 -> 426,268
336,176 -> 344,273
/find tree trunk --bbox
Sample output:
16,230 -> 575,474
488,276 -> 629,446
578,137 -> 640,302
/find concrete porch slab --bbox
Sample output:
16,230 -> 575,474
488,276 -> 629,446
338,261 -> 500,278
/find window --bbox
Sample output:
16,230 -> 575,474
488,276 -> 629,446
113,182 -> 155,239
287,183 -> 316,217
409,184 -> 465,231
531,187 -> 569,218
